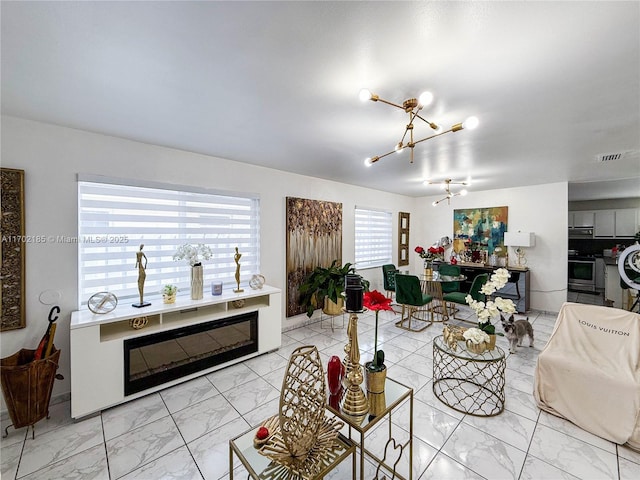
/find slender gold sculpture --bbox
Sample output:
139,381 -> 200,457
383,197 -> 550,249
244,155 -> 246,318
133,244 -> 151,307
233,246 -> 244,293
340,312 -> 368,421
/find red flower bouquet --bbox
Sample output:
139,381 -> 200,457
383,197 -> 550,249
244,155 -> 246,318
363,290 -> 394,372
415,245 -> 445,262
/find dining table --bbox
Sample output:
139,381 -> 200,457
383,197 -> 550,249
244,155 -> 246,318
420,271 -> 467,323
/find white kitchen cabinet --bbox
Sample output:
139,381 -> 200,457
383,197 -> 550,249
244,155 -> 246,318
569,211 -> 595,228
615,208 -> 638,237
594,210 -> 615,237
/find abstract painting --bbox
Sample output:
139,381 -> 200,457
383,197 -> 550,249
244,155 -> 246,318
286,197 -> 342,317
453,206 -> 508,254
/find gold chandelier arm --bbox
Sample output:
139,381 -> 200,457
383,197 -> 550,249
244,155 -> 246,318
412,125 -> 461,147
375,97 -> 407,110
369,149 -> 397,164
414,113 -> 439,130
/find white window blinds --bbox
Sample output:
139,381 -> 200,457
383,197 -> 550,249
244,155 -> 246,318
77,178 -> 260,306
354,207 -> 392,269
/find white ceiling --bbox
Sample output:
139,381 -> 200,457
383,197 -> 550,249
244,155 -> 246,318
2,1 -> 639,200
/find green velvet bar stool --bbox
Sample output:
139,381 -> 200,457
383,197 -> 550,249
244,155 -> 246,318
394,274 -> 433,332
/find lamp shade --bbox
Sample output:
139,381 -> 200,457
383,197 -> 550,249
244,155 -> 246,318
503,232 -> 535,247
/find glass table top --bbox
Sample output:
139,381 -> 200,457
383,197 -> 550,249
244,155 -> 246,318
230,422 -> 353,479
433,334 -> 505,361
325,377 -> 413,432
421,271 -> 466,282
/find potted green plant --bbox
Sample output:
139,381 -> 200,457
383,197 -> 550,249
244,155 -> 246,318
161,284 -> 178,304
298,260 -> 368,317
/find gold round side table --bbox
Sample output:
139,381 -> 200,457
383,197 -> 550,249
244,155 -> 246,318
432,334 -> 506,416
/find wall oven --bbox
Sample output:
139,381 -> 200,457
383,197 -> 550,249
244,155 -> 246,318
568,257 -> 596,292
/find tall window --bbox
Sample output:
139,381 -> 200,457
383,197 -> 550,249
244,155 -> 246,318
77,176 -> 260,306
354,207 -> 393,269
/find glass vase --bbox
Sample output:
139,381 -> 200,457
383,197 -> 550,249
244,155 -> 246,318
424,260 -> 433,277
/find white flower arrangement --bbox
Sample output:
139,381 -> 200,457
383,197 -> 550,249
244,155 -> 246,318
463,327 -> 491,345
173,243 -> 213,267
465,268 -> 516,331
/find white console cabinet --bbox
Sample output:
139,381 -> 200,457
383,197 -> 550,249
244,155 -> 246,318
70,286 -> 281,418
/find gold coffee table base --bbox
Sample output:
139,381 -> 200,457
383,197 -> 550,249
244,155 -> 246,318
432,335 -> 506,417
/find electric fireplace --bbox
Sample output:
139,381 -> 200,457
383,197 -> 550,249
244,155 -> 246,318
123,311 -> 258,395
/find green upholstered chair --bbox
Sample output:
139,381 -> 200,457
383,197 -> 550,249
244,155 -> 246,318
382,264 -> 399,298
394,274 -> 433,332
438,264 -> 461,294
443,273 -> 488,321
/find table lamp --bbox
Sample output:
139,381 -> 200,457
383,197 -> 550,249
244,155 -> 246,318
503,231 -> 535,267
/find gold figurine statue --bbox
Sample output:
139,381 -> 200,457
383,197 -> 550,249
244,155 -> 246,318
133,244 -> 151,308
234,246 -> 244,293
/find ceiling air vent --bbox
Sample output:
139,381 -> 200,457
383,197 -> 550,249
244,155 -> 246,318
596,151 -> 626,162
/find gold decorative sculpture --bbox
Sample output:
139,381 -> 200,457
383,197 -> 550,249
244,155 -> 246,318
340,312 -> 369,421
443,325 -> 467,351
258,345 -> 344,477
129,316 -> 148,330
133,244 -> 151,308
233,247 -> 244,293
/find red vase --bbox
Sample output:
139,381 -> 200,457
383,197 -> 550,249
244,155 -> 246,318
329,393 -> 341,410
327,355 -> 344,395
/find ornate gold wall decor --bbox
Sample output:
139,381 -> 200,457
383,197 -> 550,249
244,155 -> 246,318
1,168 -> 26,331
398,212 -> 410,266
285,197 -> 342,317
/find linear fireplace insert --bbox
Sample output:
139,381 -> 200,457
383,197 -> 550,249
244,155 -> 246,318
123,311 -> 258,396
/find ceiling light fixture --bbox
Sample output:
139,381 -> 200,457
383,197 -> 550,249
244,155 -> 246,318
429,179 -> 469,206
361,89 -> 478,167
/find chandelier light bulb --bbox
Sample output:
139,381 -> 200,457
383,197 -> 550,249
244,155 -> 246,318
418,91 -> 433,107
432,201 -> 438,206
359,88 -> 373,102
395,142 -> 404,153
460,189 -> 468,196
462,116 -> 479,130
364,157 -> 373,167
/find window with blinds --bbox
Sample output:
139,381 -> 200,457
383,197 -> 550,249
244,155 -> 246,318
77,177 -> 260,306
354,207 -> 393,269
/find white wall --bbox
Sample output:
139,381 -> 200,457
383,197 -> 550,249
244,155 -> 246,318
414,183 -> 569,313
1,115 -> 569,409
0,115 -> 416,406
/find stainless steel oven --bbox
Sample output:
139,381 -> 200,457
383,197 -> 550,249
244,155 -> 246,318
568,257 -> 596,292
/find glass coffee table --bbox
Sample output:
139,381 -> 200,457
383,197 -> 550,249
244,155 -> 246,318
229,421 -> 355,479
432,335 -> 506,416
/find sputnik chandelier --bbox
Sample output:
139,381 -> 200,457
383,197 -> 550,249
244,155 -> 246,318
360,88 -> 478,166
429,178 -> 469,206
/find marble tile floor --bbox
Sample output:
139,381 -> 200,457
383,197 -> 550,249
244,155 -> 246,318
567,289 -> 606,306
2,307 -> 639,480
